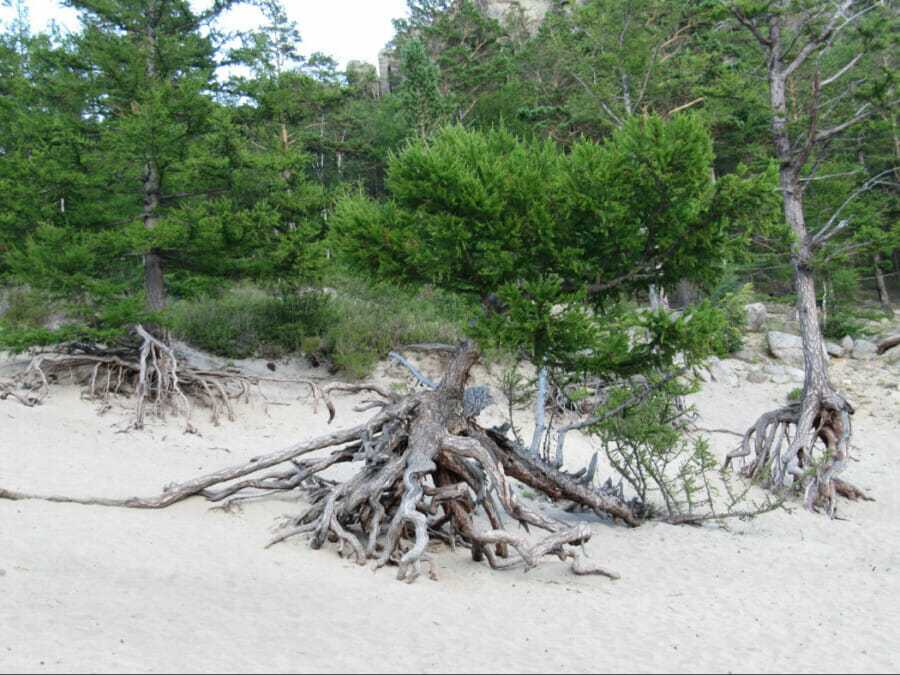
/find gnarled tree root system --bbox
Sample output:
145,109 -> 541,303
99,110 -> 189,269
1,324 -> 326,430
726,390 -> 873,517
0,342 -> 635,582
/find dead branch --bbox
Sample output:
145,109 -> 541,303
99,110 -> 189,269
877,335 -> 900,355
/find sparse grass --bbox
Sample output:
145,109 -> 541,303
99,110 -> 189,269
0,286 -> 55,328
323,274 -> 474,378
167,286 -> 335,360
167,276 -> 475,377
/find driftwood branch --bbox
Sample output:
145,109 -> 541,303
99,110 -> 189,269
877,335 -> 900,355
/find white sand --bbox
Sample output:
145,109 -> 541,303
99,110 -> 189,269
1,355 -> 898,674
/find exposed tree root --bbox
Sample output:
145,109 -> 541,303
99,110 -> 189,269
0,342 -> 632,581
877,335 -> 900,355
1,324 -> 325,430
726,386 -> 872,517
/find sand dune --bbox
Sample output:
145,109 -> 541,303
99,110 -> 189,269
1,355 -> 898,673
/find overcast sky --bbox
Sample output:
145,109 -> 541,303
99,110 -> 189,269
0,0 -> 410,69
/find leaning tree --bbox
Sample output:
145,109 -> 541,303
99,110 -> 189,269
724,0 -> 896,513
1,117 -> 775,581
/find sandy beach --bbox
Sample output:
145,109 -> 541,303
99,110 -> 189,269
1,353 -> 898,674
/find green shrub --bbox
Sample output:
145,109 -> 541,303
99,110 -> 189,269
167,287 -> 335,360
323,275 -> 473,378
822,308 -> 878,341
166,277 -> 473,377
0,286 -> 55,328
709,281 -> 754,355
821,268 -> 878,340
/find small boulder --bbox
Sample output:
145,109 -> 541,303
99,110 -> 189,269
825,342 -> 846,358
851,339 -> 878,361
733,349 -> 758,364
172,340 -> 226,371
841,336 -> 855,352
767,331 -> 804,365
747,370 -> 769,384
707,357 -> 739,387
745,303 -> 768,332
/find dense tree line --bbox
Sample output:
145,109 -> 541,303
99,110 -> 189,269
1,0 -> 895,331
0,0 -> 896,525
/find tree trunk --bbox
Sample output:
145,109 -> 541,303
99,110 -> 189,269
142,159 -> 165,313
728,12 -> 866,515
142,5 -> 165,313
874,253 -> 892,310
674,280 -> 698,308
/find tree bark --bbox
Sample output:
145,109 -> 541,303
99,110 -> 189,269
142,159 -> 165,313
874,253 -> 892,310
142,4 -> 165,313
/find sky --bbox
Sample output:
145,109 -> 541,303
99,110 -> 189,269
0,0 -> 410,69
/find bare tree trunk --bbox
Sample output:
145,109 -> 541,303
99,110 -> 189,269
142,159 -> 165,313
726,7 -> 870,515
142,4 -> 165,313
874,253 -> 892,310
675,280 -> 698,308
648,285 -> 669,311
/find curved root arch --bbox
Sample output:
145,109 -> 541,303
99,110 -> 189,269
726,386 -> 872,516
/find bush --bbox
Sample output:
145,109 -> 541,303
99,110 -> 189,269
709,280 -> 754,355
595,382 -> 718,520
167,277 -> 473,377
167,287 -> 335,360
323,275 -> 473,378
822,313 -> 874,341
0,286 -> 55,328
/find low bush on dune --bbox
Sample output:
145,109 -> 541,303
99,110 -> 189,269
323,275 -> 473,378
167,276 -> 473,377
166,286 -> 335,361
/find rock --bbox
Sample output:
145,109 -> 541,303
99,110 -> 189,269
841,336 -> 855,352
747,370 -> 769,384
763,364 -> 804,382
884,348 -> 900,367
733,349 -> 759,364
707,357 -> 739,386
172,340 -> 226,371
825,342 -> 845,358
767,331 -> 804,365
851,339 -> 878,360
0,357 -> 31,379
745,303 -> 768,332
